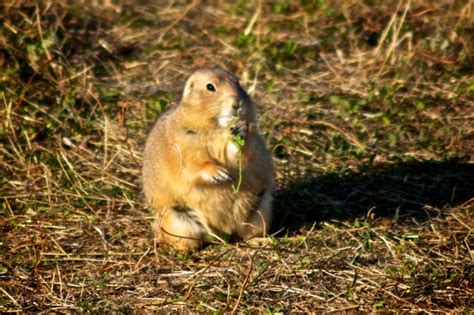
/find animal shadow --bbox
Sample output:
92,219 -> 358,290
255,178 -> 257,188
273,157 -> 474,232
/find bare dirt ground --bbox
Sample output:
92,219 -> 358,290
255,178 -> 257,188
1,0 -> 473,312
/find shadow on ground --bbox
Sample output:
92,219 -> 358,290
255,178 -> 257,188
273,157 -> 474,232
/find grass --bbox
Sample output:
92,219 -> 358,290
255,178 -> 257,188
1,0 -> 473,312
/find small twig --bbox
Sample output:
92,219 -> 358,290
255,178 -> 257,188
281,284 -> 326,301
243,0 -> 261,35
160,226 -> 217,243
0,287 -> 20,306
450,213 -> 472,232
133,247 -> 151,273
290,118 -> 363,148
157,0 -> 198,44
371,229 -> 396,259
184,249 -> 233,299
35,4 -> 52,62
231,250 -> 253,314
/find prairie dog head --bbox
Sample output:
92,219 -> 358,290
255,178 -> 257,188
181,67 -> 256,128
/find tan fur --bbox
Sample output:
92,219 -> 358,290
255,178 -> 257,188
142,67 -> 274,251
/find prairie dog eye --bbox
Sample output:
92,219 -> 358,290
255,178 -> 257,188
206,83 -> 216,92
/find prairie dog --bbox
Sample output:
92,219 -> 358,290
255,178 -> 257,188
142,67 -> 274,251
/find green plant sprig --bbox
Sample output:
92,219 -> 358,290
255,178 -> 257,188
232,134 -> 245,194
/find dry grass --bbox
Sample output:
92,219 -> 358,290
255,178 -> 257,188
1,0 -> 473,312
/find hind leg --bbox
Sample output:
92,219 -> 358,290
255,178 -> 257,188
154,206 -> 208,251
236,189 -> 273,240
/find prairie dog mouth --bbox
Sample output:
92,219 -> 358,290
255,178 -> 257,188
218,99 -> 246,127
218,114 -> 239,128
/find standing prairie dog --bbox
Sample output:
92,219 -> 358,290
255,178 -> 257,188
142,67 -> 274,251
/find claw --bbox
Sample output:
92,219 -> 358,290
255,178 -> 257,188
231,120 -> 248,138
211,168 -> 235,183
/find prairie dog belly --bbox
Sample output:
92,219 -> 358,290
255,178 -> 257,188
185,185 -> 259,236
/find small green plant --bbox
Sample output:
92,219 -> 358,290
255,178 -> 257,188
0,265 -> 8,275
373,300 -> 386,309
232,134 -> 246,194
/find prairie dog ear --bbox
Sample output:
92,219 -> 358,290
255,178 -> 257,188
183,77 -> 195,97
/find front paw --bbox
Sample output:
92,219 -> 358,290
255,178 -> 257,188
211,167 -> 235,183
201,166 -> 235,184
231,120 -> 249,138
